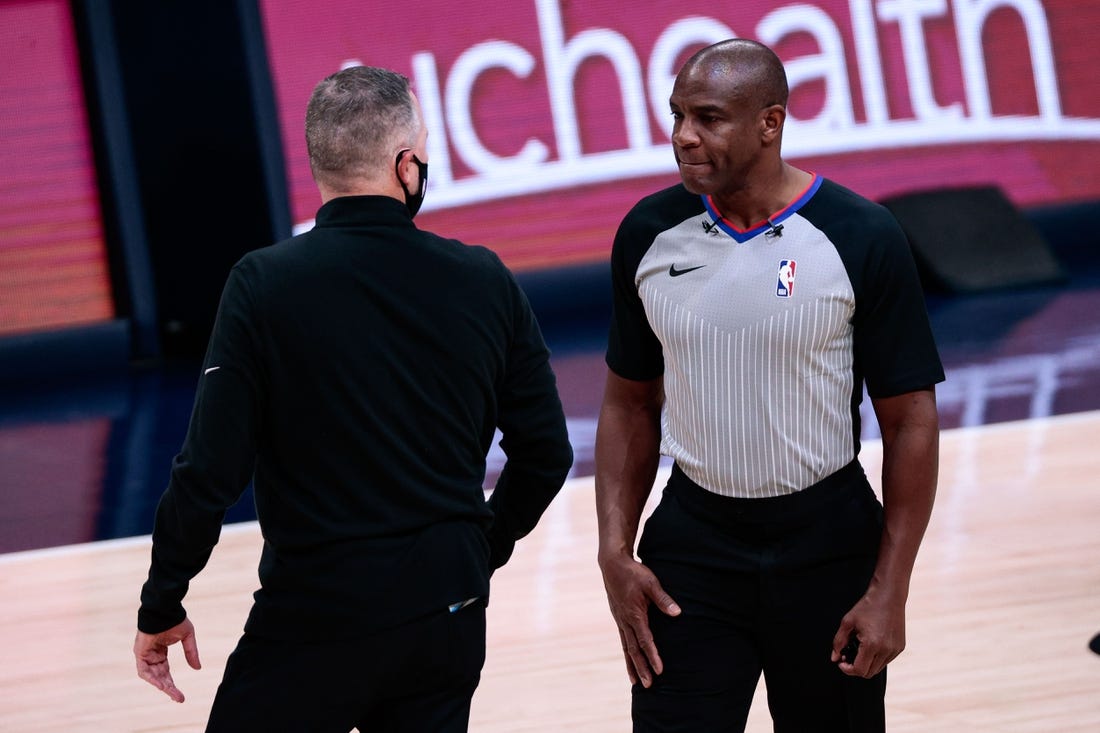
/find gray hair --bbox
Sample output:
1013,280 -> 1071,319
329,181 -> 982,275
305,66 -> 419,191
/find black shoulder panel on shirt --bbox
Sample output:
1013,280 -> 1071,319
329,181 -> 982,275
800,179 -> 945,398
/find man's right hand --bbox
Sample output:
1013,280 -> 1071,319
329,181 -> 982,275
598,553 -> 681,688
134,617 -> 201,703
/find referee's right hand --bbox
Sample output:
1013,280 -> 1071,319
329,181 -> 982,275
598,553 -> 681,688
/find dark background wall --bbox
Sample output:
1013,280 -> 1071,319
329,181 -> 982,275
73,0 -> 290,361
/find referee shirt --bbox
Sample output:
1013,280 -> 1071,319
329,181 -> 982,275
607,175 -> 944,498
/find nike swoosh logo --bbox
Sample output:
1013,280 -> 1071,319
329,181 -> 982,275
204,366 -> 221,375
669,264 -> 705,277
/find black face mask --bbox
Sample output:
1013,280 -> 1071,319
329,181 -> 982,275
395,149 -> 428,217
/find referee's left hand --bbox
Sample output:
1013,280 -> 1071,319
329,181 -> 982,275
830,588 -> 905,678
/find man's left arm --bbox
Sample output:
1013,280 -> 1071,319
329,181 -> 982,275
832,386 -> 940,677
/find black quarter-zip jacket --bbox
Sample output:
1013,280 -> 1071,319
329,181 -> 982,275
138,195 -> 573,638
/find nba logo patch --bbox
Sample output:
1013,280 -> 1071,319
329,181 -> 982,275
776,260 -> 796,298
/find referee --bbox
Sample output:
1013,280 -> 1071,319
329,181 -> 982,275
595,39 -> 943,732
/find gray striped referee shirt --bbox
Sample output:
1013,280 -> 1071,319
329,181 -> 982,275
606,175 -> 944,499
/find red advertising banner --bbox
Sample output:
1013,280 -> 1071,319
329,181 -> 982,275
0,0 -> 114,336
258,0 -> 1100,271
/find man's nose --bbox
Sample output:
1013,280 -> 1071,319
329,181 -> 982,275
672,120 -> 699,147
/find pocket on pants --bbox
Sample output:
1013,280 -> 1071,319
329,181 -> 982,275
636,489 -> 678,564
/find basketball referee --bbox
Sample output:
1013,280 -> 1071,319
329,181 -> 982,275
595,39 -> 944,732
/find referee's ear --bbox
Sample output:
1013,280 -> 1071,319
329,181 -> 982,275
760,103 -> 786,147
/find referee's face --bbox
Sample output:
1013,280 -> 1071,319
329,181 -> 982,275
669,61 -> 768,199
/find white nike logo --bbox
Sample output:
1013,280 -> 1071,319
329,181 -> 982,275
204,366 -> 221,375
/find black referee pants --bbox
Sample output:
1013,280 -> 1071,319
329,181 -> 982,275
205,599 -> 486,733
633,462 -> 886,733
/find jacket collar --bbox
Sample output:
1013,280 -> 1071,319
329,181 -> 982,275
314,195 -> 414,229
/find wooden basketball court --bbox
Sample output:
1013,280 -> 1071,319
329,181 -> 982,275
2,411 -> 1098,731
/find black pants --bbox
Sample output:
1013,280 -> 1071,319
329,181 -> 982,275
633,463 -> 886,733
206,600 -> 486,733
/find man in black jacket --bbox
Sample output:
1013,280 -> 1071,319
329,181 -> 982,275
133,65 -> 573,732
